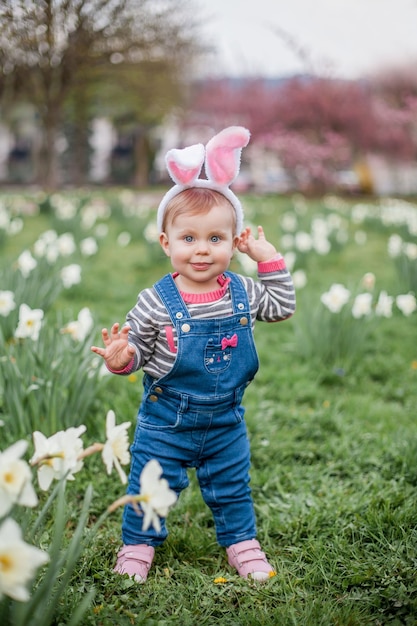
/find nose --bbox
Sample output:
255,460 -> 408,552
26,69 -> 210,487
195,239 -> 210,254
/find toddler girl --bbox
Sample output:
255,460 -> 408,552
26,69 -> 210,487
91,127 -> 296,582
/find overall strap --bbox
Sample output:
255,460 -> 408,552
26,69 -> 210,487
153,274 -> 190,325
224,271 -> 251,314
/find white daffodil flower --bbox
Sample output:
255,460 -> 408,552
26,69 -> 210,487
0,290 -> 16,317
404,242 -> 417,260
281,212 -> 298,232
45,244 -> 60,264
101,410 -> 131,484
143,223 -> 158,244
0,518 -> 49,602
14,303 -> 44,341
139,460 -> 177,532
375,291 -> 393,318
292,269 -> 307,290
16,250 -> 37,278
52,196 -> 78,220
294,231 -> 313,253
61,307 -> 94,342
8,217 -> 23,236
387,234 -> 403,258
312,235 -> 331,256
108,460 -> 177,530
352,293 -> 373,318
60,264 -> 82,289
57,232 -> 76,256
31,425 -> 86,491
321,283 -> 351,313
0,440 -> 38,517
117,231 -> 132,247
396,293 -> 417,317
80,237 -> 98,256
34,229 -> 59,260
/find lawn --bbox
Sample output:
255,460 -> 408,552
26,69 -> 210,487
0,189 -> 416,625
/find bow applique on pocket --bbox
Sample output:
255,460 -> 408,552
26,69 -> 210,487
221,334 -> 238,350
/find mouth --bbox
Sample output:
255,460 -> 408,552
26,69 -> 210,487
191,263 -> 211,271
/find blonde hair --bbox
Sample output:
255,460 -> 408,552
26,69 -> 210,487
161,188 -> 237,233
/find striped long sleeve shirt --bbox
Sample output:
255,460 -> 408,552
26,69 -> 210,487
120,255 -> 295,380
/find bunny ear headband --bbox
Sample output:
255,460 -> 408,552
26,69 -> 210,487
156,126 -> 250,234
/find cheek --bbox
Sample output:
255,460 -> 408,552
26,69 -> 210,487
169,245 -> 186,261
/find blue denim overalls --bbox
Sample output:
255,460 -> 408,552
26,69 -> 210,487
122,272 -> 260,548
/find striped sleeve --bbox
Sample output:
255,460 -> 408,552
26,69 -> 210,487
237,260 -> 296,323
125,288 -> 173,376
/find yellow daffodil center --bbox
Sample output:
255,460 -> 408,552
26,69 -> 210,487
3,471 -> 14,484
0,554 -> 13,572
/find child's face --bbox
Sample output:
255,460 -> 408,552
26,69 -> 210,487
159,202 -> 239,292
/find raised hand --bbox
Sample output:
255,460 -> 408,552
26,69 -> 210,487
91,322 -> 135,370
237,226 -> 278,262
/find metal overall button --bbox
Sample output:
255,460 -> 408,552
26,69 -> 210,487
239,316 -> 248,326
181,323 -> 191,332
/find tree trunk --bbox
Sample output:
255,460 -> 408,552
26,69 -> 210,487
38,110 -> 61,190
69,91 -> 90,186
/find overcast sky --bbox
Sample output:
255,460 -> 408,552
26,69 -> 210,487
196,0 -> 417,79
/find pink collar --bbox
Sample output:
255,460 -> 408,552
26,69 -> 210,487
172,273 -> 231,303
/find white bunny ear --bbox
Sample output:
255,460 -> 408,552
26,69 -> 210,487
165,144 -> 205,185
205,126 -> 250,186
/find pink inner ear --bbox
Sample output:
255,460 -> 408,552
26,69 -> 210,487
205,127 -> 250,185
207,147 -> 236,184
167,161 -> 201,185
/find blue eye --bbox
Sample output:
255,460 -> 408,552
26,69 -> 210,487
211,235 -> 220,243
184,235 -> 194,243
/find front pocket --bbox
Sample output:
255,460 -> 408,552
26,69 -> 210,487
204,338 -> 233,373
139,394 -> 181,430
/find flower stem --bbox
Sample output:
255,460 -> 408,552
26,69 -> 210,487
77,442 -> 104,460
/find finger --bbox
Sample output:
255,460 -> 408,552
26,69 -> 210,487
91,346 -> 105,357
238,230 -> 247,245
101,328 -> 111,346
110,323 -> 120,338
257,225 -> 265,239
120,325 -> 131,338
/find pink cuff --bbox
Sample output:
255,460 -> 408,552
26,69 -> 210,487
258,253 -> 286,273
106,357 -> 135,375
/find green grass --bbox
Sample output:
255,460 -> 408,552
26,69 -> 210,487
1,190 -> 417,625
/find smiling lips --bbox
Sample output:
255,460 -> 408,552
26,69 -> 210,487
191,263 -> 211,271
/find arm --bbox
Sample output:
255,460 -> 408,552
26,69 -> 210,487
91,286 -> 163,375
238,225 -> 296,322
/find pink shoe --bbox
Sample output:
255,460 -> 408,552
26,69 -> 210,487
114,544 -> 155,583
226,539 -> 276,581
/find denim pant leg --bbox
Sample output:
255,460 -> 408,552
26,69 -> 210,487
121,421 -> 190,547
196,419 -> 257,547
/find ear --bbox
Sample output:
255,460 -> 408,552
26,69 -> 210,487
231,234 -> 240,257
205,126 -> 250,186
165,144 -> 205,185
159,232 -> 170,256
